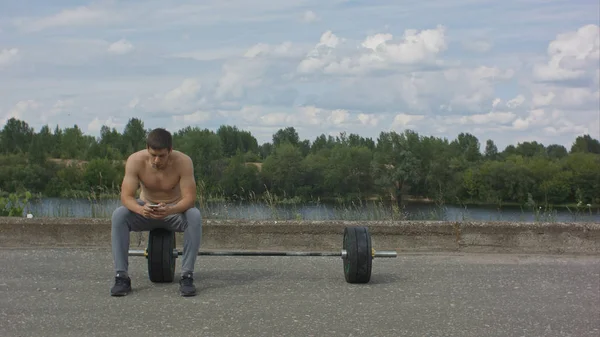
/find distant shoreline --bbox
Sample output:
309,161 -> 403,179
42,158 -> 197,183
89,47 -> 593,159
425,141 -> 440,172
16,193 -> 599,210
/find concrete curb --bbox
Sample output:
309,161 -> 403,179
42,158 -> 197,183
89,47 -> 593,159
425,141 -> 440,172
1,217 -> 599,255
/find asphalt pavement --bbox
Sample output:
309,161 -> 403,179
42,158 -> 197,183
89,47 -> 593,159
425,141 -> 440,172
0,248 -> 599,337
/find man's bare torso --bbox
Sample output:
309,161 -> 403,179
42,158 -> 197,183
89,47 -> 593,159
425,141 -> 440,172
129,149 -> 187,204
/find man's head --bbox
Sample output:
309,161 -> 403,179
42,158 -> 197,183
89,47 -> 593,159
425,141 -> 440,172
146,128 -> 172,169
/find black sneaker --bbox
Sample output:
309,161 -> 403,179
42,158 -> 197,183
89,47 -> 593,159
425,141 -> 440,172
179,273 -> 196,297
110,274 -> 131,296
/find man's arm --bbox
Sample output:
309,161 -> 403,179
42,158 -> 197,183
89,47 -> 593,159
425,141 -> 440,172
120,155 -> 144,215
167,155 -> 197,214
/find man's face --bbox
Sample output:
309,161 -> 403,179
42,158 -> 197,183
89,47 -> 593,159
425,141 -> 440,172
148,147 -> 171,169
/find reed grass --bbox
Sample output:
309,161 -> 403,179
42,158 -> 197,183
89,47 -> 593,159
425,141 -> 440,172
2,187 -> 598,222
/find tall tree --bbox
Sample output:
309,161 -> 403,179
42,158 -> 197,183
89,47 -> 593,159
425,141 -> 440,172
484,139 -> 498,160
0,118 -> 34,154
546,144 -> 568,159
122,118 -> 146,153
272,127 -> 300,147
570,134 -> 600,154
451,132 -> 482,163
371,131 -> 421,206
261,142 -> 305,197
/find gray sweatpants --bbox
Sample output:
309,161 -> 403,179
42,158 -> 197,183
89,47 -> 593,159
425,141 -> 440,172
111,199 -> 202,277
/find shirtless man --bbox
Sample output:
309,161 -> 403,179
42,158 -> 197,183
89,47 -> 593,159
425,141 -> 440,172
110,128 -> 202,297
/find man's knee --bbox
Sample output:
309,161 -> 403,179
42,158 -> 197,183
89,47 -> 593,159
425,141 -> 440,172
185,207 -> 202,227
112,206 -> 132,228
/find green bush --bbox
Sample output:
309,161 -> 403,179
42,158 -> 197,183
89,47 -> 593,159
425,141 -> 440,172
0,191 -> 32,217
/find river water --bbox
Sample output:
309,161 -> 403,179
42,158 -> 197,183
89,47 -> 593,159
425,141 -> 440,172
19,197 -> 600,223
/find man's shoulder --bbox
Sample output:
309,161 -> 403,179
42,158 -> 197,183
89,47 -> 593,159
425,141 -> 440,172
125,150 -> 146,166
127,150 -> 147,159
172,150 -> 192,163
171,151 -> 194,174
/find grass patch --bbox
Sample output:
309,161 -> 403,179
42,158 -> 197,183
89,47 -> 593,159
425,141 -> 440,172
4,188 -> 599,222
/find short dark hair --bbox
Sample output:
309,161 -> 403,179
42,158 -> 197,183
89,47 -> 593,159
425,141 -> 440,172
146,128 -> 172,150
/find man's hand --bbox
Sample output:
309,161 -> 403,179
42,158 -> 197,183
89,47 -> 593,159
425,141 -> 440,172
141,203 -> 157,218
140,203 -> 169,219
148,203 -> 171,220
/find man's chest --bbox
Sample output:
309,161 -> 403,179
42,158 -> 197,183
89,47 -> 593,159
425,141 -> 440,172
139,170 -> 180,191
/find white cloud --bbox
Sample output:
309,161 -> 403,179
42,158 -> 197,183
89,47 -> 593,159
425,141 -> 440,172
506,95 -> 525,108
9,1 -> 331,36
88,116 -> 121,134
107,39 -> 134,55
506,24 -> 600,142
172,110 -> 212,123
492,98 -> 502,108
297,31 -> 342,73
164,79 -> 201,102
14,5 -> 118,32
259,112 -> 292,126
298,25 -> 448,76
461,111 -> 517,125
128,97 -> 140,109
243,42 -> 295,58
392,113 -> 425,129
379,65 -> 516,113
302,10 -> 318,23
170,48 -> 245,61
329,109 -> 350,125
462,39 -> 493,53
0,48 -> 19,67
1,100 -> 39,124
43,99 -> 75,123
531,92 -> 555,107
258,106 -> 352,128
175,104 -> 384,142
0,98 -> 82,130
358,113 -> 381,127
132,78 -> 206,115
543,123 -> 591,136
1,1 -> 599,151
532,24 -> 599,83
215,42 -> 302,99
511,117 -> 529,131
215,61 -> 265,99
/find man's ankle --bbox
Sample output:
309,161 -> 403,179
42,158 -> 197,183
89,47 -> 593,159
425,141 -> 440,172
179,271 -> 196,296
111,272 -> 132,296
116,271 -> 129,278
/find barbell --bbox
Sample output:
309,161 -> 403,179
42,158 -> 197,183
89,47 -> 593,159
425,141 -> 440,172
128,226 -> 397,284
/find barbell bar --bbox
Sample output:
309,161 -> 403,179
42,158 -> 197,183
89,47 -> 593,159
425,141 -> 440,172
128,226 -> 397,284
128,249 -> 398,258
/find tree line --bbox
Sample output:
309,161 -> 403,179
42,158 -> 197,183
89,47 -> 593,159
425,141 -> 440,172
1,117 -> 599,207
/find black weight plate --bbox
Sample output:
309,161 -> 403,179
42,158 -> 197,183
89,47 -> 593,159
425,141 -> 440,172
343,227 -> 358,283
355,226 -> 372,283
343,226 -> 372,283
147,229 -> 176,283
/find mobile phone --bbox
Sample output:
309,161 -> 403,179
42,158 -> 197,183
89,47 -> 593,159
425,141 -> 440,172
148,203 -> 160,208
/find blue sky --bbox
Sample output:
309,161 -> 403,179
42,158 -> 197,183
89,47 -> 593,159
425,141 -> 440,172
0,0 -> 598,151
